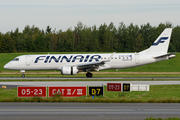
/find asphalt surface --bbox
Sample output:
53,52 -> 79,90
1,81 -> 180,89
0,77 -> 180,80
0,103 -> 180,120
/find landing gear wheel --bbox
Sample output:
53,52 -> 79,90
86,72 -> 93,78
22,74 -> 25,78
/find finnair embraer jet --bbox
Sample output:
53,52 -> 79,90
4,28 -> 175,78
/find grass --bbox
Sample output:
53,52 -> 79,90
1,79 -> 180,82
145,117 -> 180,120
1,73 -> 180,78
1,85 -> 180,102
0,52 -> 179,73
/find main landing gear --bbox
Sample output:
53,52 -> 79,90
20,70 -> 25,78
86,72 -> 93,78
22,74 -> 25,78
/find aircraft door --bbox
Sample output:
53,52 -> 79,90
135,54 -> 139,64
25,55 -> 31,66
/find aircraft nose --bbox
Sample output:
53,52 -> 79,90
3,63 -> 10,69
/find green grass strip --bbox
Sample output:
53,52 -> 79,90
1,74 -> 180,78
1,79 -> 180,82
145,117 -> 180,120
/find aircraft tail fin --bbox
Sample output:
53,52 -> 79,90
139,28 -> 172,54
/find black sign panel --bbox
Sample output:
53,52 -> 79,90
89,86 -> 103,96
123,83 -> 131,92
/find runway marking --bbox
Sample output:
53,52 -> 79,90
1,109 -> 180,112
0,109 -> 134,112
144,109 -> 180,111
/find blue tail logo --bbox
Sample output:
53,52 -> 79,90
152,37 -> 168,46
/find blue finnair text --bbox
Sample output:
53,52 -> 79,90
34,55 -> 101,63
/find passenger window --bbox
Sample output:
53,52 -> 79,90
15,58 -> 19,61
12,58 -> 19,61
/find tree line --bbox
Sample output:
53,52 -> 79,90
0,22 -> 180,53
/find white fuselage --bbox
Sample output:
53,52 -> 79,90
4,53 -> 168,71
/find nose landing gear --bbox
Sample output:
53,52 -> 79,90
86,72 -> 93,78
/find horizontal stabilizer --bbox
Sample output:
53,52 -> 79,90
153,52 -> 176,59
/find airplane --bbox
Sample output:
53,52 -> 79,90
3,28 -> 175,78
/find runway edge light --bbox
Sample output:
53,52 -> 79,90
2,86 -> 6,89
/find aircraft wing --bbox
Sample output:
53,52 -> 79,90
153,52 -> 176,59
76,61 -> 105,70
76,53 -> 114,71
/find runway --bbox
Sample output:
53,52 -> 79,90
1,81 -> 180,89
1,81 -> 180,86
0,103 -> 180,120
0,77 -> 180,80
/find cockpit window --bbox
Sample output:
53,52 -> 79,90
12,58 -> 19,61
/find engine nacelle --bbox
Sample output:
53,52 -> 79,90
61,66 -> 78,75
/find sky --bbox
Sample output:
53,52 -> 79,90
0,0 -> 180,33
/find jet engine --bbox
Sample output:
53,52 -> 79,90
61,66 -> 78,75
